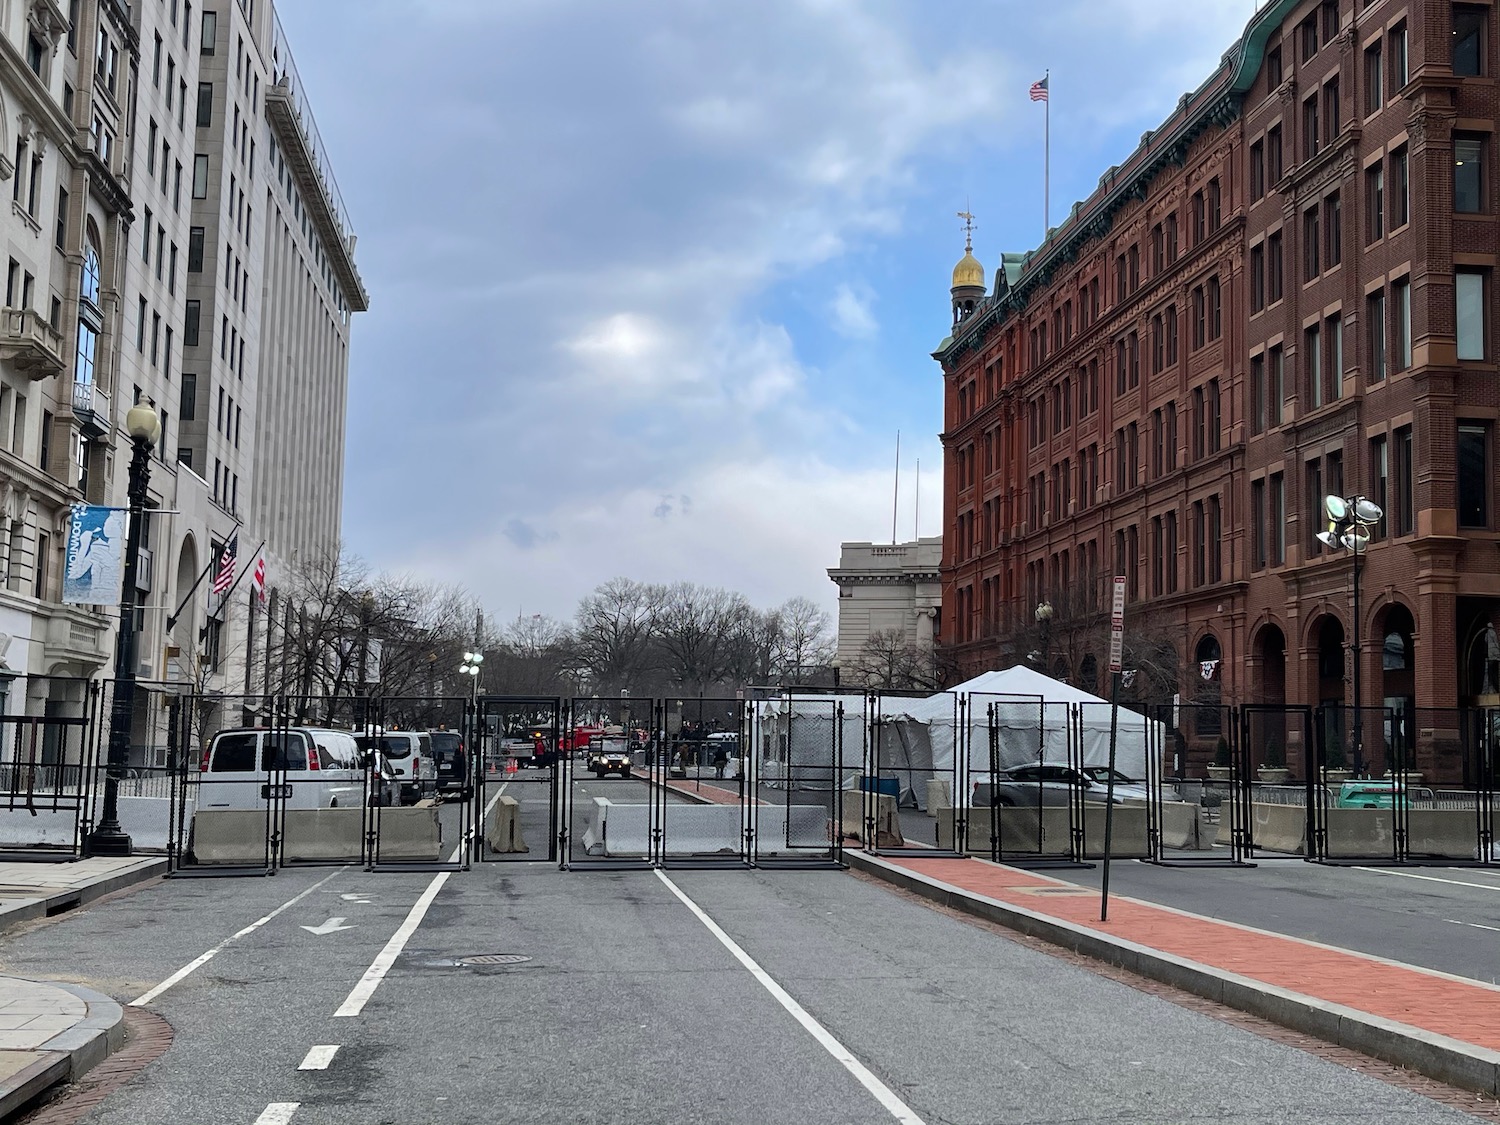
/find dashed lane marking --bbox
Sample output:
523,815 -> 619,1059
253,1104 -> 299,1124
298,1045 -> 340,1070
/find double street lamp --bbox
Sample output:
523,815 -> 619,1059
87,403 -> 161,857
1316,494 -> 1384,774
459,650 -> 483,702
1034,600 -> 1054,672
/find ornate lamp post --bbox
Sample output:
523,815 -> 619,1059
1316,494 -> 1384,774
1035,600 -> 1054,674
460,650 -> 483,704
87,403 -> 161,856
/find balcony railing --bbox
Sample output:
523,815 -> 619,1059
70,380 -> 110,437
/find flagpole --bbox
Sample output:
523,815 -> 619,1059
165,520 -> 242,630
212,537 -> 267,618
1044,68 -> 1050,240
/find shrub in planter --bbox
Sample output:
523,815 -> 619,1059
1263,736 -> 1285,770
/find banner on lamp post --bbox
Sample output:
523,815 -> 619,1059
63,504 -> 127,606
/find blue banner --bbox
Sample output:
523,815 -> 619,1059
63,504 -> 126,605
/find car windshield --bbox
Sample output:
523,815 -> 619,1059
431,732 -> 461,752
377,736 -> 412,759
1084,767 -> 1137,785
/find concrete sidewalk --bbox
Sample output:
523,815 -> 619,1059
0,856 -> 167,936
851,851 -> 1500,1098
0,976 -> 126,1119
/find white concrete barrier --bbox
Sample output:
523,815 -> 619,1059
838,791 -> 904,846
283,808 -> 363,862
936,804 -> 1149,858
1157,801 -> 1201,850
583,801 -> 829,857
0,806 -> 78,848
485,795 -> 529,853
189,809 -> 273,865
926,778 -> 952,813
373,806 -> 442,862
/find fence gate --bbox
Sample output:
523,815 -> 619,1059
475,696 -> 561,864
1239,704 -> 1315,862
561,697 -> 661,869
752,693 -> 842,869
0,684 -> 103,862
860,690 -> 961,857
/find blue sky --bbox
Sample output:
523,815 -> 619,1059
275,0 -> 1255,623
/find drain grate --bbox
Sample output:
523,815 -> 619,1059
457,954 -> 532,966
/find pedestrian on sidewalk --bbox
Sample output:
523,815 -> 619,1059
713,745 -> 729,779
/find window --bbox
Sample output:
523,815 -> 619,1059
1268,43 -> 1283,88
1208,177 -> 1221,232
1165,304 -> 1178,364
53,188 -> 69,255
185,299 -> 201,347
1395,425 -> 1414,535
1251,354 -> 1266,434
1326,313 -> 1343,400
1192,386 -> 1206,461
1208,495 -> 1222,583
201,9 -> 217,54
1208,276 -> 1221,340
1304,206 -> 1321,281
39,409 -> 51,473
1366,164 -> 1384,241
1453,5 -> 1485,76
1392,276 -> 1411,371
1165,214 -> 1178,263
1166,401 -> 1178,470
1152,408 -> 1165,477
1365,42 -> 1384,114
1152,314 -> 1164,372
1307,459 -> 1324,555
1192,500 -> 1206,586
1325,190 -> 1341,266
1455,135 -> 1484,212
1457,269 -> 1486,360
1367,287 -> 1386,384
1270,473 -> 1285,565
180,373 -> 197,421
1306,324 -> 1323,408
197,82 -> 214,128
1268,123 -> 1284,182
1323,76 -> 1340,142
1208,379 -> 1222,453
1128,245 -> 1140,291
1300,15 -> 1318,62
1268,230 -> 1284,302
1390,146 -> 1409,227
136,296 -> 146,351
1370,435 -> 1389,539
1303,95 -> 1319,161
1192,286 -> 1205,349
1191,191 -> 1205,245
193,154 -> 208,198
1250,243 -> 1266,312
1390,22 -> 1408,88
1250,140 -> 1265,201
188,226 -> 204,272
1321,0 -> 1339,41
1458,423 -> 1489,527
1128,331 -> 1139,389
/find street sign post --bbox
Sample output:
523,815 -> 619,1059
1102,576 -> 1126,922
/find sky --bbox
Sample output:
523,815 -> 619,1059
273,0 -> 1258,626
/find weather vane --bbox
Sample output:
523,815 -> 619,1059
957,205 -> 976,252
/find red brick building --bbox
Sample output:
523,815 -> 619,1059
937,0 -> 1500,772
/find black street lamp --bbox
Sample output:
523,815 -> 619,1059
1316,494 -> 1383,775
1035,600 -> 1054,673
87,403 -> 161,856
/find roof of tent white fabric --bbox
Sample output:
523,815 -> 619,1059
949,665 -> 1112,707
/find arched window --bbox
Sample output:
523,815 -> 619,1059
81,243 -> 100,308
1382,630 -> 1411,671
1193,634 -> 1223,735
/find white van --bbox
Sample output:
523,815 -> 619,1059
355,731 -> 435,805
197,728 -> 364,811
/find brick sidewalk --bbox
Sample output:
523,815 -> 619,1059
881,855 -> 1500,1055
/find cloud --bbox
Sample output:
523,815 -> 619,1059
830,283 -> 878,340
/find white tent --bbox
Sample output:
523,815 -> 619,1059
886,666 -> 1153,784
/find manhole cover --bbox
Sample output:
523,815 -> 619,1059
457,954 -> 532,966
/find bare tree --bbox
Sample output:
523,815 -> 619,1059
844,628 -> 941,691
490,614 -> 576,696
654,582 -> 750,694
773,596 -> 834,682
572,578 -> 664,696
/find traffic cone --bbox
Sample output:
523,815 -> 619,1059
506,758 -> 517,774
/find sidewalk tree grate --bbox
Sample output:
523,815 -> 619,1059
458,954 -> 532,966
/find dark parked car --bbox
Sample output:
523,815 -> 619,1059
429,730 -> 470,800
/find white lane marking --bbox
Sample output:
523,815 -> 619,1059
253,1104 -> 299,1124
1354,867 -> 1500,893
301,917 -> 355,936
334,873 -> 448,1017
339,893 -> 373,903
130,869 -> 346,1007
1446,918 -> 1500,933
653,870 -> 926,1125
298,1045 -> 339,1071
330,785 -> 505,1018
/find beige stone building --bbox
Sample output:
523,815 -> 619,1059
827,537 -> 943,685
0,0 -> 364,761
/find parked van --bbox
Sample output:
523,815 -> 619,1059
197,728 -> 363,811
356,730 -> 435,805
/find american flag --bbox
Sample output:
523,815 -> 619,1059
211,535 -> 238,596
251,554 -> 266,602
1029,76 -> 1049,102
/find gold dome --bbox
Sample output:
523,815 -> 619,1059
951,249 -> 985,290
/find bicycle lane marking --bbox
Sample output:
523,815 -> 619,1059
653,869 -> 926,1125
130,868 -> 348,1007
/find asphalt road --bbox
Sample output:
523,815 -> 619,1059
3,849 -> 1492,1121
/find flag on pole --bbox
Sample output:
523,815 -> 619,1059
1029,76 -> 1049,102
250,553 -> 266,602
211,535 -> 238,596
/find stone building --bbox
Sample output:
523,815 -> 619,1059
936,0 -> 1500,774
828,537 -> 942,687
0,0 -> 364,761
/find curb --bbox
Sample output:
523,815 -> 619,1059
0,858 -> 167,938
0,980 -> 126,1120
847,850 -> 1500,1097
